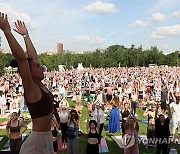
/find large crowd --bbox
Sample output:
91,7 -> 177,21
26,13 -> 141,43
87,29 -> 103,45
0,12 -> 180,154
0,66 -> 180,154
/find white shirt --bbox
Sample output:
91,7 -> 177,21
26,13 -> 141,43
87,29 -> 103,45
0,94 -> 6,105
93,108 -> 105,124
170,102 -> 180,119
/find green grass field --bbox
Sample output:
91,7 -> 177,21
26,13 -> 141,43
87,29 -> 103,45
0,98 -> 180,154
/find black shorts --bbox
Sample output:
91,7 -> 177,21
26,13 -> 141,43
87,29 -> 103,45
106,95 -> 112,102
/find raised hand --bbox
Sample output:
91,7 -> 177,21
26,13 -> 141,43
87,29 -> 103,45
0,13 -> 11,32
14,20 -> 28,35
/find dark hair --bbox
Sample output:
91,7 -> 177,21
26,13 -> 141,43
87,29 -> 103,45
159,114 -> 164,118
89,120 -> 97,128
70,109 -> 79,120
53,94 -> 58,98
10,58 -> 33,69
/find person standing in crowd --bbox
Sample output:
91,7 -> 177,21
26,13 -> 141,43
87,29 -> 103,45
131,90 -> 138,116
124,116 -> 139,154
59,105 -> 69,148
105,83 -> 113,105
0,91 -> 7,116
58,84 -> 66,100
67,109 -> 79,154
53,94 -> 60,125
155,103 -> 171,154
75,87 -> 81,108
121,103 -> 131,136
169,92 -> 180,142
10,100 -> 19,115
6,112 -> 27,152
161,86 -> 168,114
143,104 -> 156,147
92,102 -> 105,140
0,14 -> 54,153
107,97 -> 120,133
86,117 -> 100,154
51,117 -> 59,154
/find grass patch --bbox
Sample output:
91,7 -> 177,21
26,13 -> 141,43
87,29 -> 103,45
0,101 -> 180,153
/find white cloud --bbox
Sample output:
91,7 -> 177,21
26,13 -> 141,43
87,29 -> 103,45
151,24 -> 180,40
0,3 -> 36,30
93,37 -> 106,43
151,13 -> 166,21
75,35 -> 106,45
155,24 -> 180,37
153,0 -> 180,11
151,32 -> 165,40
129,19 -> 147,28
84,1 -> 117,15
75,35 -> 91,43
172,10 -> 180,18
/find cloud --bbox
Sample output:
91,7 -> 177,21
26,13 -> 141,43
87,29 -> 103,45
75,35 -> 91,43
151,24 -> 180,40
84,1 -> 117,15
151,32 -> 165,40
93,37 -> 106,43
172,10 -> 180,18
129,19 -> 147,28
153,0 -> 180,11
0,3 -> 36,30
151,13 -> 166,21
75,35 -> 106,44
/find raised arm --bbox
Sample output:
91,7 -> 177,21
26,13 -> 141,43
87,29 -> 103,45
14,20 -> 38,62
167,105 -> 171,119
0,13 -> 34,91
155,103 -> 159,120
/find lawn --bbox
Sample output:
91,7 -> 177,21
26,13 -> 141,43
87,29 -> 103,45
0,98 -> 180,154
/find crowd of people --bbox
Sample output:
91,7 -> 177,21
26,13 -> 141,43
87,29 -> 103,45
0,12 -> 180,154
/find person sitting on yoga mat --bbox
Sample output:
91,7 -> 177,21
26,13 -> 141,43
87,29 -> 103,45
0,13 -> 54,153
6,112 -> 27,152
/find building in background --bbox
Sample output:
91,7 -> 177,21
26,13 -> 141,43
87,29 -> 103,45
57,43 -> 63,54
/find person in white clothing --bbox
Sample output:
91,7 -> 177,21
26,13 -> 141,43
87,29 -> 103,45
0,91 -> 7,116
169,92 -> 180,141
92,101 -> 105,141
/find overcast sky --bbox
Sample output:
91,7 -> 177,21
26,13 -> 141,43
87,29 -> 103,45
0,0 -> 180,54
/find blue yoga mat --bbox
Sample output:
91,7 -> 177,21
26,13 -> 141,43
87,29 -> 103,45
140,119 -> 172,127
99,138 -> 109,153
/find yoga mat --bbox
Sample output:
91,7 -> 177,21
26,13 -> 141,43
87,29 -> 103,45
99,138 -> 109,153
4,134 -> 26,149
58,136 -> 67,151
0,137 -> 3,142
140,119 -> 172,127
111,136 -> 123,149
0,121 -> 8,129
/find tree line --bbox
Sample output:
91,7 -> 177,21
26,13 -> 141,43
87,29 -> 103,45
0,44 -> 179,76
